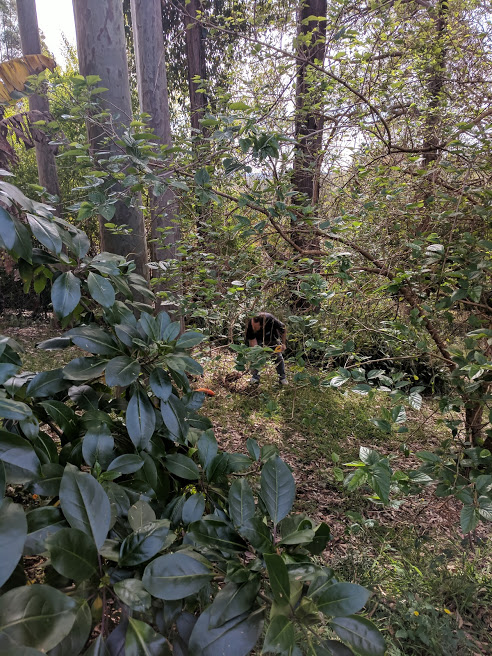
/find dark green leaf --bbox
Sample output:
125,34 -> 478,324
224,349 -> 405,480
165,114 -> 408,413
208,580 -> 260,629
68,326 -> 121,356
31,463 -> 64,497
149,368 -> 172,401
24,506 -> 65,555
107,454 -> 144,475
0,499 -> 26,587
260,456 -> 295,525
119,519 -> 171,567
330,616 -> 386,656
0,584 -> 78,652
315,582 -> 370,617
460,504 -> 480,533
228,479 -> 255,527
126,387 -> 156,449
0,398 -> 32,421
197,431 -> 218,468
37,337 -> 72,350
265,553 -> 290,605
166,453 -> 199,480
176,332 -> 205,349
142,552 -> 213,600
39,401 -> 79,440
87,272 -> 115,308
52,273 -> 81,318
238,517 -> 273,553
114,579 -> 151,613
263,615 -> 295,654
128,500 -> 156,530
59,464 -> 111,549
27,215 -> 62,255
83,635 -> 108,656
27,369 -> 67,398
182,493 -> 206,524
315,640 -> 355,655
125,618 -> 171,656
188,607 -> 263,656
189,518 -> 247,553
0,431 -> 40,483
46,527 -> 98,582
105,356 -> 140,387
63,357 -> 107,382
47,599 -> 91,656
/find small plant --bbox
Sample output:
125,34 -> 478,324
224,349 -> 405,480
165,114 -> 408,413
0,175 -> 386,654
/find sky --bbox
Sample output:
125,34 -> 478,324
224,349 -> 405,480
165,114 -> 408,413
35,0 -> 76,66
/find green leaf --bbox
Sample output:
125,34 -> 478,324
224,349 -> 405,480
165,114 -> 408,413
315,640 -> 355,655
128,500 -> 156,530
165,453 -> 199,480
87,272 -> 115,308
0,499 -> 26,587
188,607 -> 263,656
26,369 -> 67,398
460,504 -> 480,533
176,332 -> 205,349
182,493 -> 206,524
0,363 -> 19,385
27,214 -> 62,255
0,207 -> 16,249
125,618 -> 171,656
105,356 -> 140,387
263,615 -> 295,654
114,579 -> 151,613
24,505 -> 65,554
68,325 -> 121,356
0,398 -> 32,421
160,395 -> 187,440
0,431 -> 40,483
83,427 -> 115,468
46,527 -> 98,582
330,616 -> 386,656
208,579 -> 260,629
142,552 -> 213,600
119,519 -> 171,567
238,516 -> 273,553
126,387 -> 156,449
188,518 -> 247,553
367,463 -> 391,504
47,599 -> 91,656
59,464 -> 111,549
194,168 -> 210,186
260,456 -> 295,525
83,635 -> 108,656
265,553 -> 290,605
307,522 -> 331,555
314,582 -> 370,617
149,368 -> 172,401
63,357 -> 107,382
164,353 -> 203,375
107,454 -> 144,475
52,273 -> 81,318
39,401 -> 79,440
0,584 -> 78,652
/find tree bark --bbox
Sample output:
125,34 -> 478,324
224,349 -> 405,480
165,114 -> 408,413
16,0 -> 61,200
72,0 -> 148,277
183,0 -> 208,134
292,0 -> 327,249
130,0 -> 179,272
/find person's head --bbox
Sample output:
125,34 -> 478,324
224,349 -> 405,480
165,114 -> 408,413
250,314 -> 265,332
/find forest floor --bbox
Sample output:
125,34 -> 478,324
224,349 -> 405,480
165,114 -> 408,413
2,316 -> 492,656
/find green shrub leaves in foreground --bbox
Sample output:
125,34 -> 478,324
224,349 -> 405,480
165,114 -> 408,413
0,175 -> 386,654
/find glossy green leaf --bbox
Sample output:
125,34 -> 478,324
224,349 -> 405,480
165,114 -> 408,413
189,518 -> 247,553
315,639 -> 355,655
107,454 -> 144,475
26,369 -> 67,398
125,618 -> 171,656
87,272 -> 115,308
128,499 -> 156,530
46,528 -> 98,582
0,431 -> 40,483
0,398 -> 32,421
23,506 -> 65,555
229,479 -> 255,527
114,579 -> 151,612
52,273 -> 81,318
142,552 -> 213,600
149,367 -> 172,401
314,582 -> 370,617
160,396 -> 187,441
0,499 -> 27,587
119,519 -> 171,567
238,517 -> 273,553
82,428 -> 114,468
176,332 -> 205,349
47,599 -> 91,656
260,456 -> 295,525
0,584 -> 78,652
263,615 -> 295,654
182,493 -> 206,524
188,607 -> 263,656
31,463 -> 64,497
39,401 -> 79,440
59,464 -> 111,549
264,553 -> 290,605
208,579 -> 260,629
105,356 -> 140,387
27,214 -> 62,255
460,504 -> 480,533
68,326 -> 121,356
126,387 -> 155,449
165,453 -> 199,480
83,634 -> 108,656
63,357 -> 107,382
330,616 -> 386,656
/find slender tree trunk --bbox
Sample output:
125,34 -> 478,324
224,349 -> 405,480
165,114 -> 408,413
183,0 -> 208,134
16,0 -> 61,200
72,0 -> 148,277
292,0 -> 327,250
130,0 -> 179,273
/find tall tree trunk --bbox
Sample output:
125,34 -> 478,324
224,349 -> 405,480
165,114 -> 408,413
72,0 -> 148,278
292,0 -> 327,250
183,0 -> 208,134
130,0 -> 179,277
16,0 -> 61,201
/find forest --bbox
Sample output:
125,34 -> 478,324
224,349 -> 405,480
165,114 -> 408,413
0,0 -> 491,654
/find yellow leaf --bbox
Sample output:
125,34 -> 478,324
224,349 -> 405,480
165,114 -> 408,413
0,54 -> 56,105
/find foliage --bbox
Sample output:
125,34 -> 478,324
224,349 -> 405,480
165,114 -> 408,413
0,175 -> 385,655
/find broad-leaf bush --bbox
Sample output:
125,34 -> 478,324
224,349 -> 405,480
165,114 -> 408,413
0,173 -> 385,655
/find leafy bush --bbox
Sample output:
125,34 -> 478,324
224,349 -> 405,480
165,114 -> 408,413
0,173 -> 385,655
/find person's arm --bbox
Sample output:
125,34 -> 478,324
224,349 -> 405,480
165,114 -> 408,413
246,320 -> 257,347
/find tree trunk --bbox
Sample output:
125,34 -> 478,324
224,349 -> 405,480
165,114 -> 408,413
72,0 -> 148,277
16,0 -> 61,200
129,0 -> 179,274
292,0 -> 327,250
183,0 -> 208,134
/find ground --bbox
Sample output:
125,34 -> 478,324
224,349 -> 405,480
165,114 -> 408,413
2,317 -> 492,655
